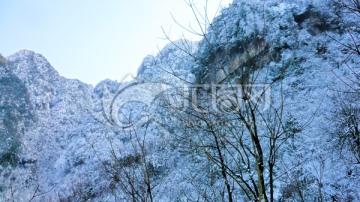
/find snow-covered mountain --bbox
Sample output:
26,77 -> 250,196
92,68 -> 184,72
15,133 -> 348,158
1,0 -> 359,201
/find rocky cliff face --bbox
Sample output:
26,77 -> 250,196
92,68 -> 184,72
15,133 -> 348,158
0,51 -> 109,200
0,54 -> 33,168
1,0 -> 359,201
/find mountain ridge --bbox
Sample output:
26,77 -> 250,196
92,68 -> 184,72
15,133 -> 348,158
0,0 -> 359,201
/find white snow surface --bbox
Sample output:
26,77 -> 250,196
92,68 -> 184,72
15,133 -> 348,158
0,0 -> 359,201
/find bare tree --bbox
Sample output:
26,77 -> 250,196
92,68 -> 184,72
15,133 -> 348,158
158,1 -> 307,201
89,84 -> 160,202
328,0 -> 360,165
91,132 -> 156,202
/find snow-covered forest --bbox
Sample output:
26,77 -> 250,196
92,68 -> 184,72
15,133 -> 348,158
0,0 -> 359,201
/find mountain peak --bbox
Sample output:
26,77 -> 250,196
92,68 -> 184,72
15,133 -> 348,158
8,49 -> 35,57
7,50 -> 60,84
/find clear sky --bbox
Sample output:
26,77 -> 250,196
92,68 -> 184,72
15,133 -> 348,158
0,0 -> 232,85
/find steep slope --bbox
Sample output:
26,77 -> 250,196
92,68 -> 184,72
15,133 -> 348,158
0,0 -> 359,201
0,54 -> 33,168
0,51 -> 112,200
134,0 -> 360,200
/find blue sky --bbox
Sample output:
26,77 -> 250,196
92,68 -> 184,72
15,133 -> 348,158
0,0 -> 232,85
